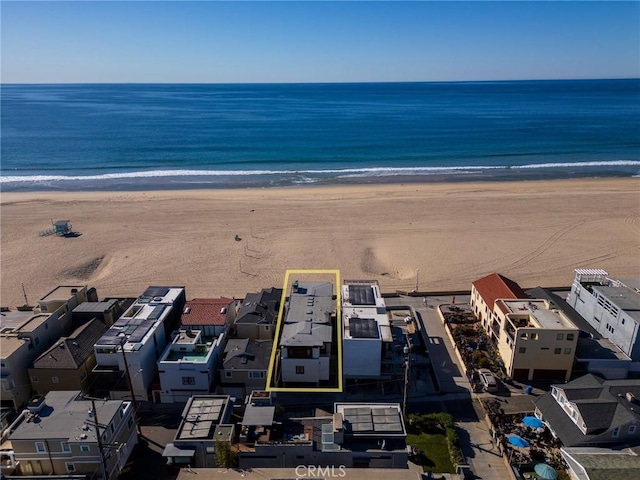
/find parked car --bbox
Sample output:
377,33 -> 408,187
478,368 -> 498,393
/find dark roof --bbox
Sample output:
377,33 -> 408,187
350,318 -> 379,339
181,297 -> 233,326
235,288 -> 282,325
473,273 -> 528,312
32,319 -> 107,369
348,285 -> 376,306
535,374 -> 640,447
222,338 -> 273,370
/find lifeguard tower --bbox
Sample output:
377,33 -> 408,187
54,220 -> 72,236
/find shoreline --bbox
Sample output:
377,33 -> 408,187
2,177 -> 639,308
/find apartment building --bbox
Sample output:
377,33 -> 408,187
470,272 -> 528,330
93,286 -> 186,401
566,269 -> 640,361
1,286 -> 89,409
4,390 -> 137,479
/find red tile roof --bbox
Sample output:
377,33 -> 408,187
181,297 -> 234,326
472,273 -> 528,312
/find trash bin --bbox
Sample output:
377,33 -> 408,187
525,385 -> 533,394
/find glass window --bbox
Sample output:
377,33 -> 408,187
519,347 -> 526,354
61,442 -> 70,453
66,463 -> 75,472
35,442 -> 46,453
567,334 -> 574,341
225,371 -> 232,378
31,375 -> 39,383
556,333 -> 564,340
629,425 -> 636,435
51,376 -> 59,384
554,348 -> 561,354
80,445 -> 90,452
296,365 -> 305,375
564,348 -> 571,354
613,427 -> 620,438
531,333 -> 538,340
182,376 -> 195,385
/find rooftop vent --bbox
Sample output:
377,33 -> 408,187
27,394 -> 47,413
626,392 -> 637,404
184,307 -> 191,314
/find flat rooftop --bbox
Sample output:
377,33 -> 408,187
594,284 -> 640,315
9,391 -> 123,441
502,300 -> 577,329
39,285 -> 85,303
176,396 -> 230,441
97,302 -> 171,348
72,299 -> 119,313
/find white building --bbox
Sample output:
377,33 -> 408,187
157,328 -> 225,404
280,281 -> 335,385
341,280 -> 392,379
566,269 -> 640,361
93,286 -> 186,401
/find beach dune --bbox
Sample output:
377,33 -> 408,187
1,178 -> 638,307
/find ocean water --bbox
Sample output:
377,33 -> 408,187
1,80 -> 639,191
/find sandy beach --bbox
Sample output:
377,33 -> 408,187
1,178 -> 638,307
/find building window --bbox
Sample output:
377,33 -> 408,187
629,425 -> 637,435
182,376 -> 196,385
248,371 -> 265,379
554,348 -> 561,354
567,334 -> 574,341
556,333 -> 564,340
612,427 -> 620,438
80,445 -> 90,452
35,442 -> 46,453
531,333 -> 538,340
564,348 -> 571,354
61,442 -> 71,453
295,365 -> 305,375
225,371 -> 232,379
51,376 -> 59,384
66,463 -> 76,473
520,333 -> 528,339
571,410 -> 578,420
265,325 -> 270,331
519,347 -> 526,354
31,375 -> 39,383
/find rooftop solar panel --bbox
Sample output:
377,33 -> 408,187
350,318 -> 379,338
348,285 -> 376,305
144,286 -> 170,298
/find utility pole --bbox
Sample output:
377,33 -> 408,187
89,398 -> 108,480
119,343 -> 141,435
402,333 -> 412,418
415,269 -> 419,293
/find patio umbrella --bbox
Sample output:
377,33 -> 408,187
507,434 -> 529,448
522,415 -> 544,428
534,463 -> 558,480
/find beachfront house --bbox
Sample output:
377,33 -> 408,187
2,391 -> 137,479
534,374 -> 640,447
181,297 -> 235,337
470,272 -> 529,331
232,288 -> 282,340
1,286 -> 90,410
342,280 -> 393,380
492,298 -> 579,382
92,286 -> 186,402
157,328 -> 225,404
566,269 -> 640,361
279,281 -> 335,386
28,318 -> 106,396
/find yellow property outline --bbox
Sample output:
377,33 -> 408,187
266,269 -> 343,393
